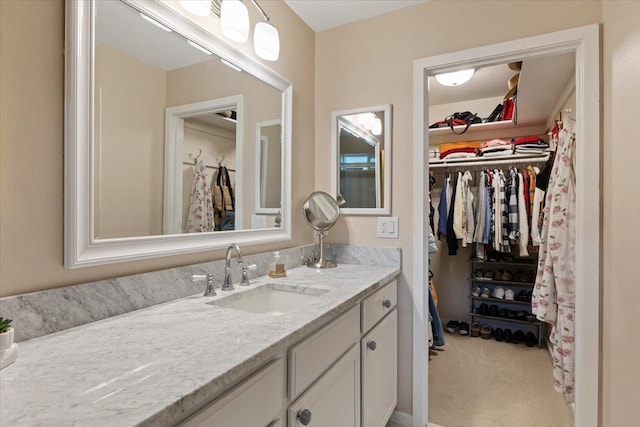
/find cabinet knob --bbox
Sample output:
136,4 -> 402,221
383,299 -> 392,309
367,340 -> 377,351
297,409 -> 312,425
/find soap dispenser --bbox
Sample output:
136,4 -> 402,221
268,251 -> 286,278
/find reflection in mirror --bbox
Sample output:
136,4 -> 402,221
65,0 -> 293,267
331,105 -> 392,215
255,120 -> 282,217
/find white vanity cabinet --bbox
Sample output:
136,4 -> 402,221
178,359 -> 285,427
179,279 -> 397,427
361,280 -> 398,427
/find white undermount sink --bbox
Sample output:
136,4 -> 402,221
207,283 -> 329,315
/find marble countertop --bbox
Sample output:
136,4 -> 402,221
0,264 -> 399,426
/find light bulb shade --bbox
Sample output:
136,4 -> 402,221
221,0 -> 249,43
179,0 -> 212,17
254,21 -> 280,61
435,69 -> 475,86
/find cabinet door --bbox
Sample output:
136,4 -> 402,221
361,308 -> 397,427
179,359 -> 285,427
288,344 -> 360,427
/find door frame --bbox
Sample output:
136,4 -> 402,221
412,24 -> 600,427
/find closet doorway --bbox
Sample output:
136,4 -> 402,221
412,25 -> 600,427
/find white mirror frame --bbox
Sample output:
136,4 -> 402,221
330,104 -> 392,215
254,119 -> 282,215
64,0 -> 292,268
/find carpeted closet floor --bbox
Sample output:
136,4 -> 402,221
427,333 -> 573,427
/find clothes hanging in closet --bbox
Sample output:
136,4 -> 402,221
436,163 -> 545,257
531,127 -> 576,403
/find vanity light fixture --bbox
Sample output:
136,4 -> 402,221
435,68 -> 475,86
220,0 -> 250,43
250,0 -> 280,61
187,39 -> 213,55
140,13 -> 172,32
179,0 -> 212,17
181,0 -> 280,62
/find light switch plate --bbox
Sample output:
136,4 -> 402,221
377,217 -> 399,239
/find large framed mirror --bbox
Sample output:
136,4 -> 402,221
331,104 -> 392,215
65,0 -> 292,268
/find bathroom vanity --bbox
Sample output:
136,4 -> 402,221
0,262 -> 399,426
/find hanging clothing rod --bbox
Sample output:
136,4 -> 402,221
429,154 -> 550,169
182,161 -> 236,172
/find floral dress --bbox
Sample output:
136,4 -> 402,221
531,128 -> 576,403
185,159 -> 214,233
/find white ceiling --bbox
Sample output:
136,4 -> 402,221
283,0 -> 428,32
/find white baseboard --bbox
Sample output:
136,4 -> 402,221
390,410 -> 444,427
390,411 -> 412,426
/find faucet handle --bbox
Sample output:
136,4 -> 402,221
239,264 -> 257,287
191,273 -> 217,296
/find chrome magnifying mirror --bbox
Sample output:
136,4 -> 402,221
303,191 -> 346,268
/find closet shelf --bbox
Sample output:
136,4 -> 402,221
469,296 -> 532,306
470,313 -> 540,327
470,278 -> 535,287
428,119 -> 515,137
429,153 -> 550,169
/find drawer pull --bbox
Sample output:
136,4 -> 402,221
297,409 -> 312,425
383,299 -> 392,309
367,340 -> 377,351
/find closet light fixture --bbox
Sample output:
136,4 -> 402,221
179,0 -> 212,17
181,0 -> 281,62
435,69 -> 475,86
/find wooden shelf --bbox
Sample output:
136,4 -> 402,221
470,313 -> 540,327
470,278 -> 535,287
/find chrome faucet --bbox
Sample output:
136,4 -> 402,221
222,243 -> 243,291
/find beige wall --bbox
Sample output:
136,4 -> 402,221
94,43 -> 167,238
602,1 -> 640,425
0,0 -> 315,297
315,0 -> 601,416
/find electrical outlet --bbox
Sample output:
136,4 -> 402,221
377,217 -> 399,238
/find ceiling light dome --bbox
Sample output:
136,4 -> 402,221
435,69 -> 475,86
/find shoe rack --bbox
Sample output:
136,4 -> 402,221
468,257 -> 543,348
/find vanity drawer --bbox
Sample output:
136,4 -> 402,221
179,358 -> 285,427
361,280 -> 397,334
288,305 -> 360,400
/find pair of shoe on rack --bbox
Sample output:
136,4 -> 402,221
472,286 -> 489,298
445,320 -> 470,335
494,328 -> 537,347
490,286 -> 515,301
515,289 -> 533,302
511,269 -> 536,283
470,322 -> 493,339
473,270 -> 495,280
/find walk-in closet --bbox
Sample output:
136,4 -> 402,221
425,50 -> 579,427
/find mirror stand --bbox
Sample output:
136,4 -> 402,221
307,231 -> 336,269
